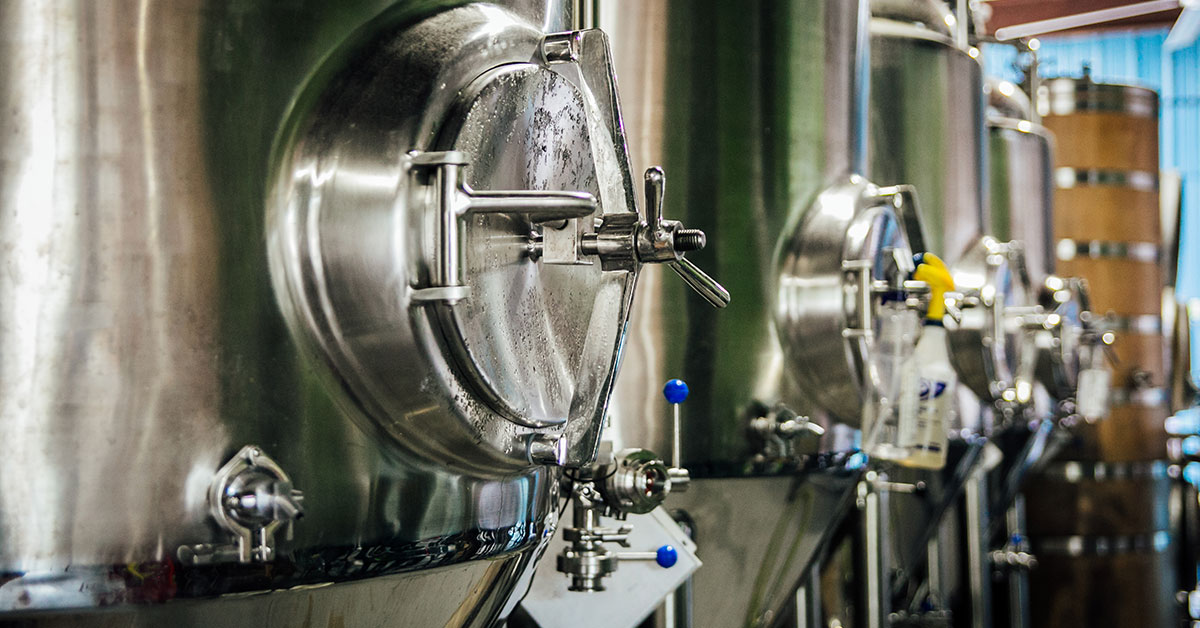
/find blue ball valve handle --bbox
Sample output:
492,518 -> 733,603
662,379 -> 688,470
618,544 -> 682,568
662,379 -> 689,404
655,544 -> 678,568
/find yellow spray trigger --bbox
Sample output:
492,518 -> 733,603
913,253 -> 954,322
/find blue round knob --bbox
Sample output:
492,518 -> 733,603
655,544 -> 678,568
662,379 -> 689,404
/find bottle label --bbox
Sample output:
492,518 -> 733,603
898,378 -> 949,451
1077,368 -> 1111,420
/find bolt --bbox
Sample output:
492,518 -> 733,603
673,229 -> 706,252
527,434 -> 568,466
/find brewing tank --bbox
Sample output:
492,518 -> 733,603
604,0 -> 870,472
602,1 -> 884,626
987,78 -> 1055,282
0,1 -> 661,624
868,0 -> 987,264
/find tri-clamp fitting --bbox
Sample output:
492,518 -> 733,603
749,405 -> 825,462
212,446 -> 304,563
180,445 -> 304,565
558,480 -> 630,592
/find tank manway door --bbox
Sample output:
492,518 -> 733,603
945,236 -> 1040,408
776,179 -> 927,427
267,5 -> 726,472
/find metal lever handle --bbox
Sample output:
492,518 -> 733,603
1007,305 -> 1051,331
944,293 -> 965,324
583,167 -> 729,307
641,167 -> 729,308
662,379 -> 692,492
1092,329 -> 1119,366
466,188 -> 596,219
669,258 -> 731,308
645,165 -> 666,225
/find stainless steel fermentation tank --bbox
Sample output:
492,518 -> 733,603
602,1 -> 923,626
606,0 -> 872,469
860,2 -> 1039,622
987,79 -> 1054,284
869,0 -> 987,266
0,1 -> 716,624
987,78 -> 1098,406
870,0 -> 1042,421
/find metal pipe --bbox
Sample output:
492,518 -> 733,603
672,403 -> 683,470
439,164 -> 462,288
965,467 -> 993,628
956,0 -> 970,50
861,473 -> 891,628
1006,497 -> 1031,628
795,568 -> 822,628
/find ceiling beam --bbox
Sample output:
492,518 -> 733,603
985,0 -> 1181,35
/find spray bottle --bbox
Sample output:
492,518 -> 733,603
861,284 -> 921,462
898,253 -> 957,469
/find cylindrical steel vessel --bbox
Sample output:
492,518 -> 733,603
1026,74 -> 1175,628
605,0 -> 868,470
987,79 -> 1055,282
868,0 -> 987,265
602,1 -> 871,625
869,1 -> 1040,416
0,1 -> 642,624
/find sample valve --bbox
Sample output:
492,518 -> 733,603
583,168 -> 730,308
749,405 -> 825,462
180,445 -> 304,565
556,379 -> 694,591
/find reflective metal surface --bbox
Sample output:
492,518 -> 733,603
664,473 -> 861,628
602,0 -> 871,474
268,7 -> 641,470
945,236 -> 1037,405
868,4 -> 987,265
0,0 -> 625,621
777,180 -> 919,425
987,79 -> 1055,282
1,554 -> 536,628
599,3 -> 874,625
522,505 -> 701,628
1034,276 -> 1093,399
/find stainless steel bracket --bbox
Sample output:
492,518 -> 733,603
407,150 -> 598,303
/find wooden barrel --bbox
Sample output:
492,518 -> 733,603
1025,461 -> 1176,628
1043,75 -> 1165,391
1025,75 -> 1177,628
1063,397 -> 1171,462
1041,74 -> 1166,436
